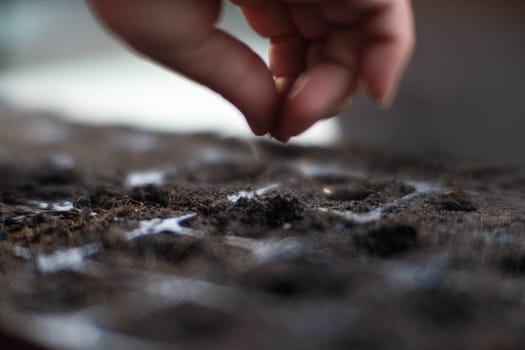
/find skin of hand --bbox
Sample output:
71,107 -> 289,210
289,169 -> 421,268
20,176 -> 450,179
89,0 -> 414,142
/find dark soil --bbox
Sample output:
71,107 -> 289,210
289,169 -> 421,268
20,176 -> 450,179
1,113 -> 525,349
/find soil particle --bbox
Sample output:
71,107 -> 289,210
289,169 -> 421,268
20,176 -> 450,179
0,329 -> 50,350
354,225 -> 419,257
497,253 -> 525,275
209,193 -> 305,236
11,271 -> 122,313
235,194 -> 304,227
120,234 -> 206,266
113,302 -> 286,349
33,167 -> 79,186
116,303 -> 242,342
407,288 -> 477,326
240,259 -> 349,297
2,116 -> 525,349
430,190 -> 477,212
129,186 -> 171,207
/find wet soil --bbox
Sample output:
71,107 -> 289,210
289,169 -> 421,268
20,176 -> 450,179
1,113 -> 525,349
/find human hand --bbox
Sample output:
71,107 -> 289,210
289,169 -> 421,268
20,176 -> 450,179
90,0 -> 414,142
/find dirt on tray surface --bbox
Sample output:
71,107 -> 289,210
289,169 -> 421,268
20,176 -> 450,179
1,112 -> 525,350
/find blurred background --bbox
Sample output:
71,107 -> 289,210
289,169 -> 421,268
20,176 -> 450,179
0,0 -> 524,162
342,0 -> 525,164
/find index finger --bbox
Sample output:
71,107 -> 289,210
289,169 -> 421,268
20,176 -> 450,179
348,0 -> 415,106
90,0 -> 278,135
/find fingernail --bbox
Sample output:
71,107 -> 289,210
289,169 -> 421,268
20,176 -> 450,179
377,76 -> 400,110
378,101 -> 392,110
378,91 -> 395,110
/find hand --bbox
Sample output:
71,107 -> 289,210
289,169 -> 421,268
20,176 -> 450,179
90,0 -> 414,142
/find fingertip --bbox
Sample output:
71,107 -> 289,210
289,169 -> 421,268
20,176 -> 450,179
250,125 -> 269,136
273,63 -> 356,138
360,0 -> 415,108
362,45 -> 405,109
378,95 -> 394,110
241,90 -> 279,136
269,132 -> 290,143
363,37 -> 414,108
374,79 -> 396,109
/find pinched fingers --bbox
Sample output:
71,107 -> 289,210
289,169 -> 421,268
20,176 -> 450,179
272,29 -> 361,141
90,0 -> 414,142
90,0 -> 278,135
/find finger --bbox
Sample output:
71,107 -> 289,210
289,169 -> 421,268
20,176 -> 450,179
90,0 -> 221,53
158,30 -> 279,135
270,34 -> 307,96
319,0 -> 360,26
236,1 -> 308,124
235,0 -> 297,38
90,0 -> 278,135
272,29 -> 360,141
236,0 -> 306,92
272,62 -> 357,142
288,4 -> 329,40
349,0 -> 415,106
